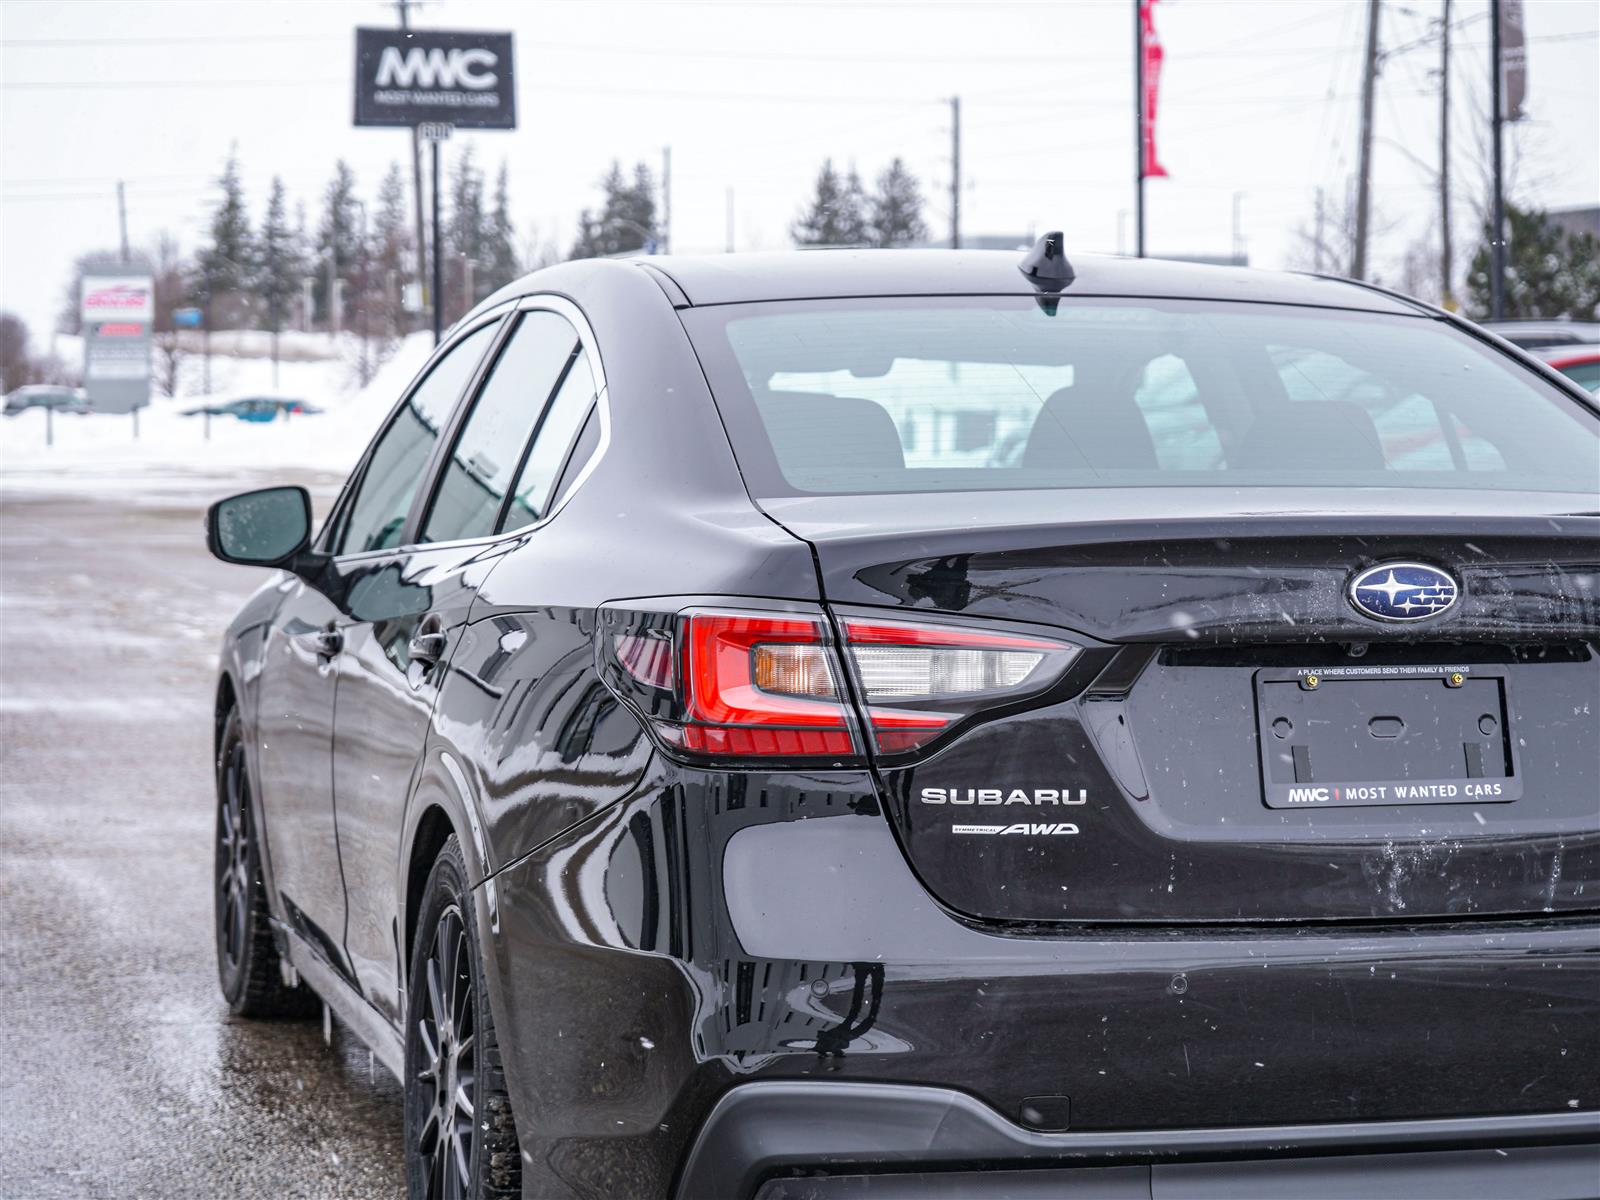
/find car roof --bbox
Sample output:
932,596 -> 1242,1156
636,249 -> 1427,314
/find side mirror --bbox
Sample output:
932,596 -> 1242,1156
206,486 -> 314,569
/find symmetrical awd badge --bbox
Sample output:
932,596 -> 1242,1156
1348,561 -> 1460,622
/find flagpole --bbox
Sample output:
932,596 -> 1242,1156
1134,0 -> 1145,258
1490,0 -> 1506,319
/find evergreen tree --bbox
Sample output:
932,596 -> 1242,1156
196,150 -> 254,324
791,159 -> 868,247
445,144 -> 491,315
480,161 -> 521,294
868,158 -> 928,248
1466,205 -> 1600,320
371,162 -> 412,287
256,177 -> 301,336
568,161 -> 658,259
316,160 -> 362,328
369,162 -> 413,332
447,143 -> 487,270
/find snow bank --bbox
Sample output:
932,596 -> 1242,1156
1,333 -> 435,490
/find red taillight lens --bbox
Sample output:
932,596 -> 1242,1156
671,611 -> 857,757
600,605 -> 1078,762
617,611 -> 864,761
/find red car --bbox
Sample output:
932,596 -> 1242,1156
1540,347 -> 1600,395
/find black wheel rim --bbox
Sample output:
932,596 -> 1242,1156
216,737 -> 252,973
413,903 -> 477,1200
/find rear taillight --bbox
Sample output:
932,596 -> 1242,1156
600,604 -> 1080,763
606,608 -> 861,760
839,618 -> 1078,753
677,611 -> 856,756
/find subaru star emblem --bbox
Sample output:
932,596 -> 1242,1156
1348,562 -> 1460,622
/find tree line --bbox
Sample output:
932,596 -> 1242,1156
18,142 -> 1592,403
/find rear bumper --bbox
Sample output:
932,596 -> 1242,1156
677,1081 -> 1600,1199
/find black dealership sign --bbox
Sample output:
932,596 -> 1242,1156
353,27 -> 516,129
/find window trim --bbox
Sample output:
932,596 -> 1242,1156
415,312 -> 578,547
333,293 -> 613,562
487,342 -> 583,534
318,306 -> 512,558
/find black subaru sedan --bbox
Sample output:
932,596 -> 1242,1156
205,245 -> 1600,1200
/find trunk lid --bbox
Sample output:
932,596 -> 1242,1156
766,486 -> 1600,924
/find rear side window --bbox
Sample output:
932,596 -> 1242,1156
680,298 -> 1599,496
337,320 -> 498,554
421,311 -> 580,544
500,348 -> 598,529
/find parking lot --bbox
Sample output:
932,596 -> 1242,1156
0,473 -> 404,1199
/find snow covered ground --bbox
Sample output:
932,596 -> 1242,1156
1,332 -> 435,493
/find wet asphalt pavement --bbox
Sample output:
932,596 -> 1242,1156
0,472 -> 406,1199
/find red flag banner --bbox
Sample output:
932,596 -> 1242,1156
1140,0 -> 1168,178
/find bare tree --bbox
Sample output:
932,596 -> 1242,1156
149,233 -> 190,398
0,312 -> 34,393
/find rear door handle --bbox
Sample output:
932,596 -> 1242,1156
408,614 -> 447,667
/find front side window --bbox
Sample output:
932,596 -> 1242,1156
337,320 -> 498,555
421,311 -> 581,544
681,297 -> 1599,496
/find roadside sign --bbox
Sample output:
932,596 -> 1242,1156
353,28 -> 516,130
81,274 -> 153,413
173,306 -> 202,329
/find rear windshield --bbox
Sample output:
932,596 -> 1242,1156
680,297 -> 1600,496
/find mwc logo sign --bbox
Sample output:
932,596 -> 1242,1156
354,28 -> 517,130
375,46 -> 498,92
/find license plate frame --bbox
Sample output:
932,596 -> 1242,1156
1253,664 -> 1522,809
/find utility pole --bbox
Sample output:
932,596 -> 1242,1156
1134,2 -> 1145,258
393,0 -> 429,330
949,96 -> 961,250
1352,0 -> 1381,280
725,187 -> 735,253
1489,0 -> 1506,318
661,146 -> 672,254
1439,0 -> 1454,309
116,181 -> 129,262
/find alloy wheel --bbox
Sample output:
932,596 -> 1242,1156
215,738 -> 253,974
413,903 -> 477,1200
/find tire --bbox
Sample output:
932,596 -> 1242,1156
214,706 -> 317,1018
405,835 -> 520,1200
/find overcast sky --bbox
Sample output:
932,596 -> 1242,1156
2,0 -> 1596,342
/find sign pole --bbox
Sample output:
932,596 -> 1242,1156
352,26 -> 514,340
430,133 -> 444,344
